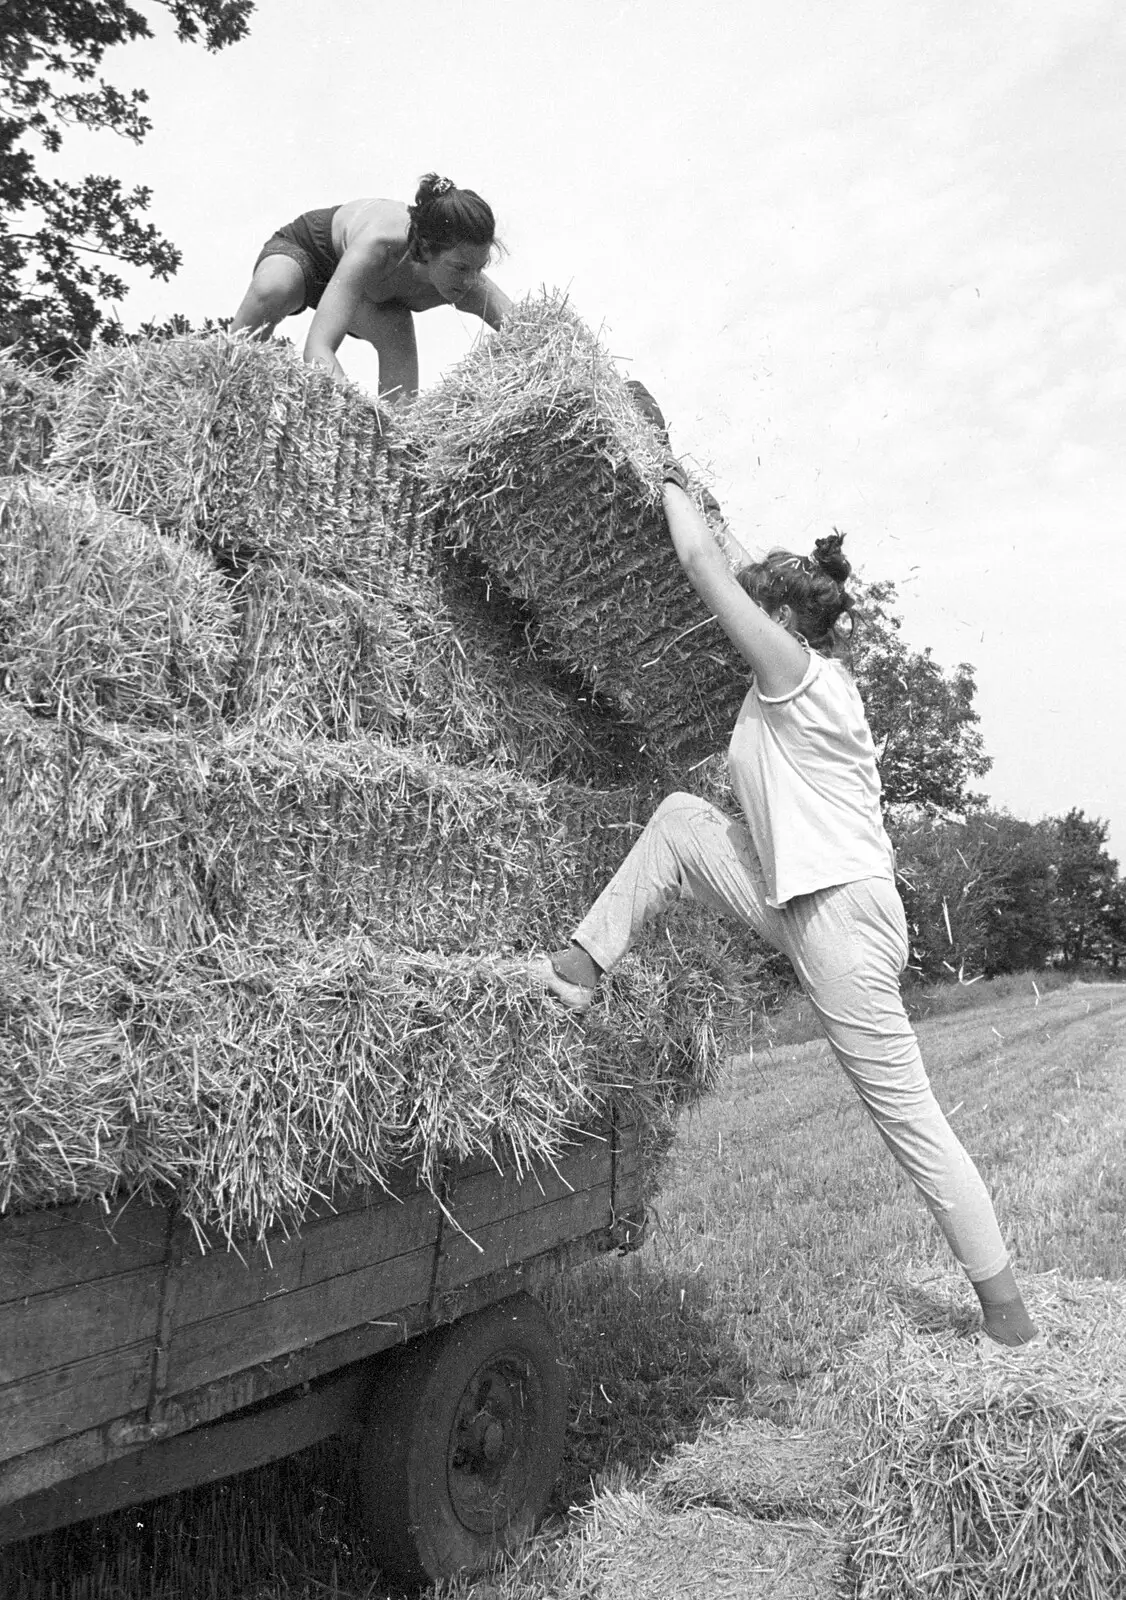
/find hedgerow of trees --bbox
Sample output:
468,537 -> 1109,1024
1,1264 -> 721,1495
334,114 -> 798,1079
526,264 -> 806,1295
850,578 -> 990,815
893,807 -> 1125,983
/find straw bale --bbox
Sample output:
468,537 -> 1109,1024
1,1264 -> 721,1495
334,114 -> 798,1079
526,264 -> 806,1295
0,937 -> 723,1242
227,556 -> 656,786
0,477 -> 236,728
188,725 -> 648,954
0,705 -> 213,960
1,713 -> 649,959
436,555 -> 660,787
653,1416 -> 849,1521
571,1486 -> 843,1600
0,946 -> 197,1212
0,352 -> 57,474
812,1269 -> 1126,1599
49,332 -> 433,589
404,292 -> 750,766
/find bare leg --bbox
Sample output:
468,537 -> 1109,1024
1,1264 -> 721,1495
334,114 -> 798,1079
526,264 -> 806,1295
974,1264 -> 1037,1345
231,256 -> 306,335
347,299 -> 420,401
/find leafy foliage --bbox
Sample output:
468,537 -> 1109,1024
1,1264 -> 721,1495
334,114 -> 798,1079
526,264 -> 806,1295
851,578 -> 990,815
891,804 -> 1124,982
0,0 -> 253,363
1046,808 -> 1123,969
892,810 -> 1059,982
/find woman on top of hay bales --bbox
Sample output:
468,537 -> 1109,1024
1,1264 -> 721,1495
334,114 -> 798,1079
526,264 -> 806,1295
232,174 -> 511,399
536,470 -> 1037,1348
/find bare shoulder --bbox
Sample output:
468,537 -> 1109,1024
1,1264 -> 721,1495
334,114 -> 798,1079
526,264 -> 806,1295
334,198 -> 410,259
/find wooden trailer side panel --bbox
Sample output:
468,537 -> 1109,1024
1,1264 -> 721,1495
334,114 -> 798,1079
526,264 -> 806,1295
0,1119 -> 645,1530
0,1205 -> 171,1462
159,1134 -> 619,1401
0,1181 -> 443,1487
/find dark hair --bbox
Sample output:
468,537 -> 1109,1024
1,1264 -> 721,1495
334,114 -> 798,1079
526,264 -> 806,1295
407,173 -> 496,261
738,528 -> 855,655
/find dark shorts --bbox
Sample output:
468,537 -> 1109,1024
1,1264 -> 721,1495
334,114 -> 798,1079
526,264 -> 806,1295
253,206 -> 340,311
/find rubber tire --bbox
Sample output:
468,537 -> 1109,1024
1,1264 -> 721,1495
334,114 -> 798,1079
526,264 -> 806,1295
358,1293 -> 567,1589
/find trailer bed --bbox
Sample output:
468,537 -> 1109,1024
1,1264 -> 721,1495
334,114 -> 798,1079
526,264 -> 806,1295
0,1116 -> 644,1545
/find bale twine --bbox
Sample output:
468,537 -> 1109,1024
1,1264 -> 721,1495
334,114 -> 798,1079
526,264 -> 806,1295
48,333 -> 434,588
0,937 -> 724,1244
0,477 -> 236,728
0,352 -> 58,474
812,1270 -> 1126,1599
404,291 -> 750,767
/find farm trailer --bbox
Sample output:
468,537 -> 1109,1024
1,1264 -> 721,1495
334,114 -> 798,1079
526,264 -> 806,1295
0,1116 -> 645,1588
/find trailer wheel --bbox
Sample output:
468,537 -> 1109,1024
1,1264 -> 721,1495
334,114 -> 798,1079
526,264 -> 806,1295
358,1293 -> 566,1588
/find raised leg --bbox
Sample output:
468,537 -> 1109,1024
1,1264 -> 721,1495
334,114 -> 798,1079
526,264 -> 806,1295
570,792 -> 778,974
231,255 -> 307,335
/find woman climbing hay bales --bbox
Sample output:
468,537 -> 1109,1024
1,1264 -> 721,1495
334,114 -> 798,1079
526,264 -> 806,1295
233,174 -> 511,399
535,454 -> 1037,1349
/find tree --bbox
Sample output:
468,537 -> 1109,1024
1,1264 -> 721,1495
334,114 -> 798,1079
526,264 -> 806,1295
1100,881 -> 1126,974
1,1 -> 253,364
974,814 -> 1059,976
1046,808 -> 1120,968
851,579 -> 991,815
890,809 -> 1057,983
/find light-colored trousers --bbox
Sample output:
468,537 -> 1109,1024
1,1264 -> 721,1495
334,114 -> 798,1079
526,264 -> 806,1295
573,793 -> 1009,1283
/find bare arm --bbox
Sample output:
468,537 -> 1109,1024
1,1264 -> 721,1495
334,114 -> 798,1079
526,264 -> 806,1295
303,235 -> 396,374
661,483 -> 809,697
451,272 -> 512,330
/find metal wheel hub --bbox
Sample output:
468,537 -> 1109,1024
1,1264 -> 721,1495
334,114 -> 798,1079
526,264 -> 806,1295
447,1356 -> 537,1532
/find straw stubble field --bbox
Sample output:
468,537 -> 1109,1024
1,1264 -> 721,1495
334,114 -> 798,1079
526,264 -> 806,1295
2,977 -> 1122,1599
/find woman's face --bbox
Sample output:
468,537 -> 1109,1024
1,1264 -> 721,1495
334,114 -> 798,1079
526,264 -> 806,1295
423,241 -> 491,303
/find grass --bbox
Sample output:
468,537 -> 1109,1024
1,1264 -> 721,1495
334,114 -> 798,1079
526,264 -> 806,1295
3,973 -> 1123,1598
755,964 -> 1082,1049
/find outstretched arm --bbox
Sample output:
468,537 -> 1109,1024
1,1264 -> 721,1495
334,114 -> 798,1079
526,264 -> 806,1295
661,482 -> 809,697
451,272 -> 512,330
304,236 -> 395,375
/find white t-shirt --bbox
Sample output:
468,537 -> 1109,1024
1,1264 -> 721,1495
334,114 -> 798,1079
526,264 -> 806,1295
727,651 -> 896,908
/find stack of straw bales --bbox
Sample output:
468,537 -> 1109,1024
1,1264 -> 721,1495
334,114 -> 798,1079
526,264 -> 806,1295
405,291 -> 750,766
1,313 -> 741,1241
48,332 -> 652,781
1,353 -> 57,474
815,1272 -> 1126,1598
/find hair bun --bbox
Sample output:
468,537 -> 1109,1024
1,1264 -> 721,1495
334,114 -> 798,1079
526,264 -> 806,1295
415,173 -> 456,206
812,529 -> 851,583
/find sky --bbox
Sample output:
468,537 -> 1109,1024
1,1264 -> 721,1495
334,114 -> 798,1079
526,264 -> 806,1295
48,0 -> 1126,857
